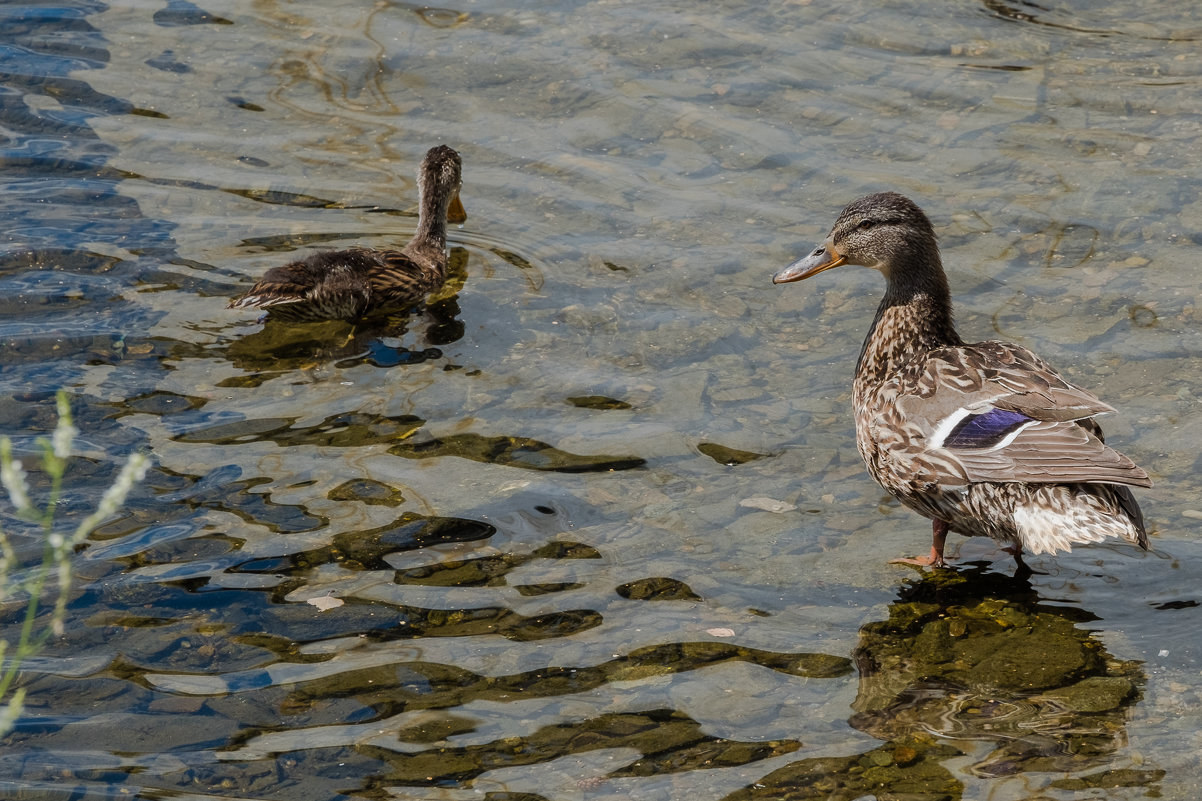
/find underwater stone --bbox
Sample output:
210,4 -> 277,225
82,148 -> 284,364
1038,676 -> 1135,713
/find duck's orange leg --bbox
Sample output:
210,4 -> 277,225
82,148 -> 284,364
890,519 -> 949,568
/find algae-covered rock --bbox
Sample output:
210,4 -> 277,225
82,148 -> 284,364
846,567 -> 1146,786
1050,768 -> 1166,791
1038,676 -> 1135,713
721,740 -> 962,801
959,628 -> 1087,691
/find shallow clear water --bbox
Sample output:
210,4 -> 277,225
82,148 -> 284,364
2,1 -> 1201,798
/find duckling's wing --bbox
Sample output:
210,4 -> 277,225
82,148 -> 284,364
229,252 -> 375,317
898,341 -> 1151,488
228,262 -> 316,309
368,251 -> 440,307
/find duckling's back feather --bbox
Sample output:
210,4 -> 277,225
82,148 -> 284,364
368,250 -> 443,306
228,249 -> 380,321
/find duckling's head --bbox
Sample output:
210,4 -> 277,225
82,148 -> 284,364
419,145 -> 466,224
773,192 -> 940,285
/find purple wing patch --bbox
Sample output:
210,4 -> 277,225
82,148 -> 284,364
943,408 -> 1033,449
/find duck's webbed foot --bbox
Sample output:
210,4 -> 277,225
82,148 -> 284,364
889,519 -> 950,568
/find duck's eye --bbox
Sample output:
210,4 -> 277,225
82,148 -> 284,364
857,220 -> 875,231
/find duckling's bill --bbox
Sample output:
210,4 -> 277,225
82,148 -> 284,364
773,242 -> 845,284
447,191 -> 467,224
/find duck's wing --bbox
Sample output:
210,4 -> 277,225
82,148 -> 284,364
229,251 -> 375,317
895,341 -> 1151,489
228,262 -> 318,310
368,250 -> 441,307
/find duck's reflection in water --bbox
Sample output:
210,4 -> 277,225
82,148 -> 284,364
727,566 -> 1163,800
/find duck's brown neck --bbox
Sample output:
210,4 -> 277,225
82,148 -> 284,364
404,192 -> 452,283
855,262 -> 962,380
410,200 -> 450,255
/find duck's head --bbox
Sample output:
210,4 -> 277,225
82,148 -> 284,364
773,192 -> 939,285
420,144 -> 467,224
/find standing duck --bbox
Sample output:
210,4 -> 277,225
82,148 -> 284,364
773,192 -> 1151,568
229,145 -> 466,321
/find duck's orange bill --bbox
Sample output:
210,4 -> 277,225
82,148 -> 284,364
447,192 -> 467,224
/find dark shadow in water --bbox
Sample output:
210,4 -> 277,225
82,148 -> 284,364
152,0 -> 233,26
390,434 -> 646,473
698,441 -> 773,466
53,508 -> 598,678
979,0 -> 1201,41
228,511 -> 500,577
360,708 -> 800,788
113,389 -> 209,417
6,461 -> 848,800
389,428 -> 644,471
723,565 -> 1162,800
267,645 -> 850,781
0,392 -> 155,558
391,539 -> 601,587
0,5 -> 182,397
200,491 -> 853,790
173,411 -> 427,448
171,407 -> 644,473
980,0 -> 1116,35
149,463 -> 326,534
